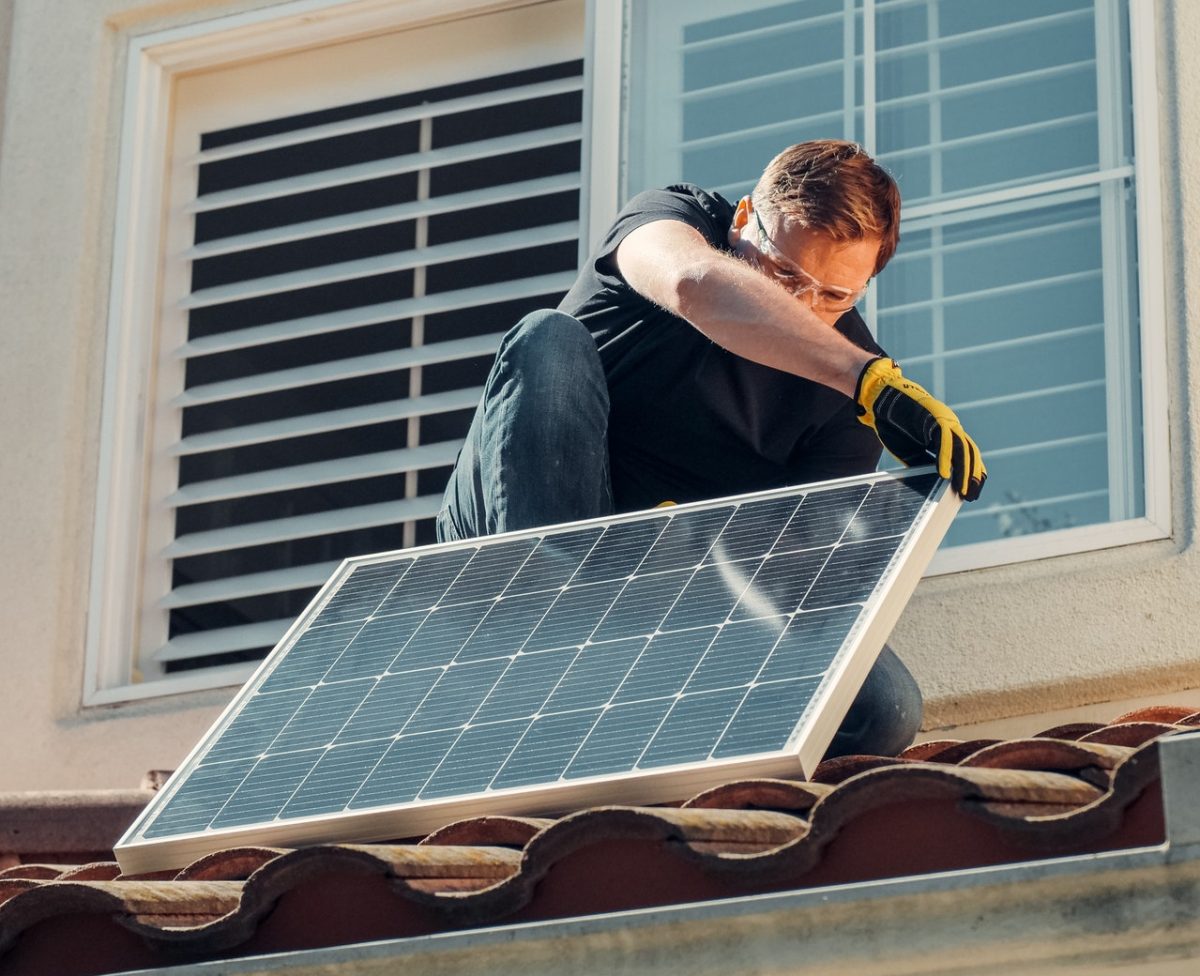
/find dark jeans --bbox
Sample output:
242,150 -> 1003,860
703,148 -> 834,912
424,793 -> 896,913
437,309 -> 923,759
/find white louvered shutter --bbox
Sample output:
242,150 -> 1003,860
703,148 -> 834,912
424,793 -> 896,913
139,2 -> 584,682
625,0 -> 1144,554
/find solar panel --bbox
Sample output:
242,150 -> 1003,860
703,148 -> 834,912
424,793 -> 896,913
115,468 -> 958,873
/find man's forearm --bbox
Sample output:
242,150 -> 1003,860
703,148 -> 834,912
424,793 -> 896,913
673,253 -> 874,396
616,220 -> 873,396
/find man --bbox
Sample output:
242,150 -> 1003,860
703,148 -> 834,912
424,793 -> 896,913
436,140 -> 985,758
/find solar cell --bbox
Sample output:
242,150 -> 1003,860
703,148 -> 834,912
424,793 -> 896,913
116,468 -> 957,874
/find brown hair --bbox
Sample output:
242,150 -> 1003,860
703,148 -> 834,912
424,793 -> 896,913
752,140 -> 901,275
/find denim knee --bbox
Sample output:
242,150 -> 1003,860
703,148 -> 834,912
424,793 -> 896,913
492,309 -> 603,401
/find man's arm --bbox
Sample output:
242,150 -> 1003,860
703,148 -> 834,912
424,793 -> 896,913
615,218 -> 873,396
615,217 -> 987,501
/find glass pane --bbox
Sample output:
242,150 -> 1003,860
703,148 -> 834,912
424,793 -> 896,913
876,191 -> 1143,547
622,0 -> 1145,553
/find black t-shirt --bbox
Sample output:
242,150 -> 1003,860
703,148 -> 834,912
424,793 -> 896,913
558,183 -> 886,512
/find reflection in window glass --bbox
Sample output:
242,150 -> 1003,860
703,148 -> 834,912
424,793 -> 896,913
625,0 -> 1143,552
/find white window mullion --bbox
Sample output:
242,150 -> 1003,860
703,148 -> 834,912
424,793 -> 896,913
404,113 -> 434,550
926,0 -> 945,400
1095,0 -> 1137,522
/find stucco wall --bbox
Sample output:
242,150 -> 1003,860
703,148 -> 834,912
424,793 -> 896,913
0,0 -> 1196,790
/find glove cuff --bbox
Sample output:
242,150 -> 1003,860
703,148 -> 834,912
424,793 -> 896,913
854,357 -> 901,418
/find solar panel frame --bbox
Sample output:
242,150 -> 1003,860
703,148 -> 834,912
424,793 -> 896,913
115,468 -> 958,874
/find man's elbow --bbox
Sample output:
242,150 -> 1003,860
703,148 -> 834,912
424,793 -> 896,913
670,257 -> 723,319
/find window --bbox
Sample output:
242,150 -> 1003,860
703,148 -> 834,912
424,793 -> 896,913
88,0 -> 585,701
617,0 -> 1167,571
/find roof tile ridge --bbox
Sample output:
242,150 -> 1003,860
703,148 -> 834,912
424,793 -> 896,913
966,736 -> 1165,846
0,879 -> 243,955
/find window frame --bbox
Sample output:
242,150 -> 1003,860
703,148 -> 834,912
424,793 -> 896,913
86,0 -> 589,706
587,0 -> 1171,578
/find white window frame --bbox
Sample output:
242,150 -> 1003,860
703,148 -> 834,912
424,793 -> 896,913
586,0 -> 1171,578
86,0 -> 591,706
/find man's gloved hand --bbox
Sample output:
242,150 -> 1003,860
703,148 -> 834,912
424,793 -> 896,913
854,357 -> 986,501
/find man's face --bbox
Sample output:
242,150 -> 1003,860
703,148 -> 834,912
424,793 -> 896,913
729,196 -> 880,326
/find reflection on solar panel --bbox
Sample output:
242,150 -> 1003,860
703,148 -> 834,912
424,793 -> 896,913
116,469 -> 958,873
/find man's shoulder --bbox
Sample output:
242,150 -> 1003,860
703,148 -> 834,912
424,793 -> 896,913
619,183 -> 735,230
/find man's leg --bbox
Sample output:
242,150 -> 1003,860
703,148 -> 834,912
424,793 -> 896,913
437,309 -> 613,542
824,645 -> 923,758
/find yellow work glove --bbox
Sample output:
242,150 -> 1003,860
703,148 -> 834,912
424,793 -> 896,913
854,357 -> 987,501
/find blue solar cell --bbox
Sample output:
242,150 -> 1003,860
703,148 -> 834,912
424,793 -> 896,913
316,560 -> 411,625
259,620 -> 363,693
203,688 -> 309,763
682,616 -> 786,694
270,679 -> 376,753
454,588 -> 560,662
803,537 -> 900,609
473,647 -> 576,723
280,739 -> 391,819
774,484 -> 869,553
374,548 -> 474,616
731,546 -> 830,620
590,569 -> 691,642
441,538 -> 537,605
420,719 -> 532,798
611,627 -> 717,703
491,709 -> 601,790
542,637 -> 646,714
349,729 -> 460,808
572,519 -> 664,583
523,579 -> 625,651
142,758 -> 257,838
638,687 -> 745,768
660,560 -> 758,630
402,658 -> 509,735
564,697 -> 673,779
210,749 -> 322,828
712,678 -> 822,758
389,600 -> 491,671
636,506 -> 733,574
334,668 -> 441,744
506,528 -> 603,593
709,496 -> 800,560
759,606 -> 858,682
323,611 -> 424,682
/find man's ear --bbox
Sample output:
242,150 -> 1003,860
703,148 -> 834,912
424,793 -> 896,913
728,195 -> 752,247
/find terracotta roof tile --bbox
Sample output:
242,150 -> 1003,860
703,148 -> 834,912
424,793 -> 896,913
0,709 -> 1183,976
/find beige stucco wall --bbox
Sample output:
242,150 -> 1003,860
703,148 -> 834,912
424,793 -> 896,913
0,0 -> 1196,790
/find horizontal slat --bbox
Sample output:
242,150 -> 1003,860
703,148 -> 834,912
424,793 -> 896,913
872,8 -> 1092,63
172,386 -> 483,457
186,172 -> 581,260
876,59 -> 1095,113
184,220 -> 579,309
897,323 -> 1103,369
681,10 -> 1090,99
188,122 -> 581,213
168,439 -> 463,506
953,378 -> 1105,414
901,176 -> 1117,230
160,561 -> 341,609
878,268 -> 1100,318
889,212 -> 1099,265
956,487 -> 1108,522
155,619 -> 292,663
680,109 -> 841,152
192,75 -> 583,165
974,431 -> 1106,462
176,269 -> 572,358
877,112 -> 1097,165
681,58 -> 843,103
682,9 -> 842,52
175,332 -> 504,407
164,495 -> 442,558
